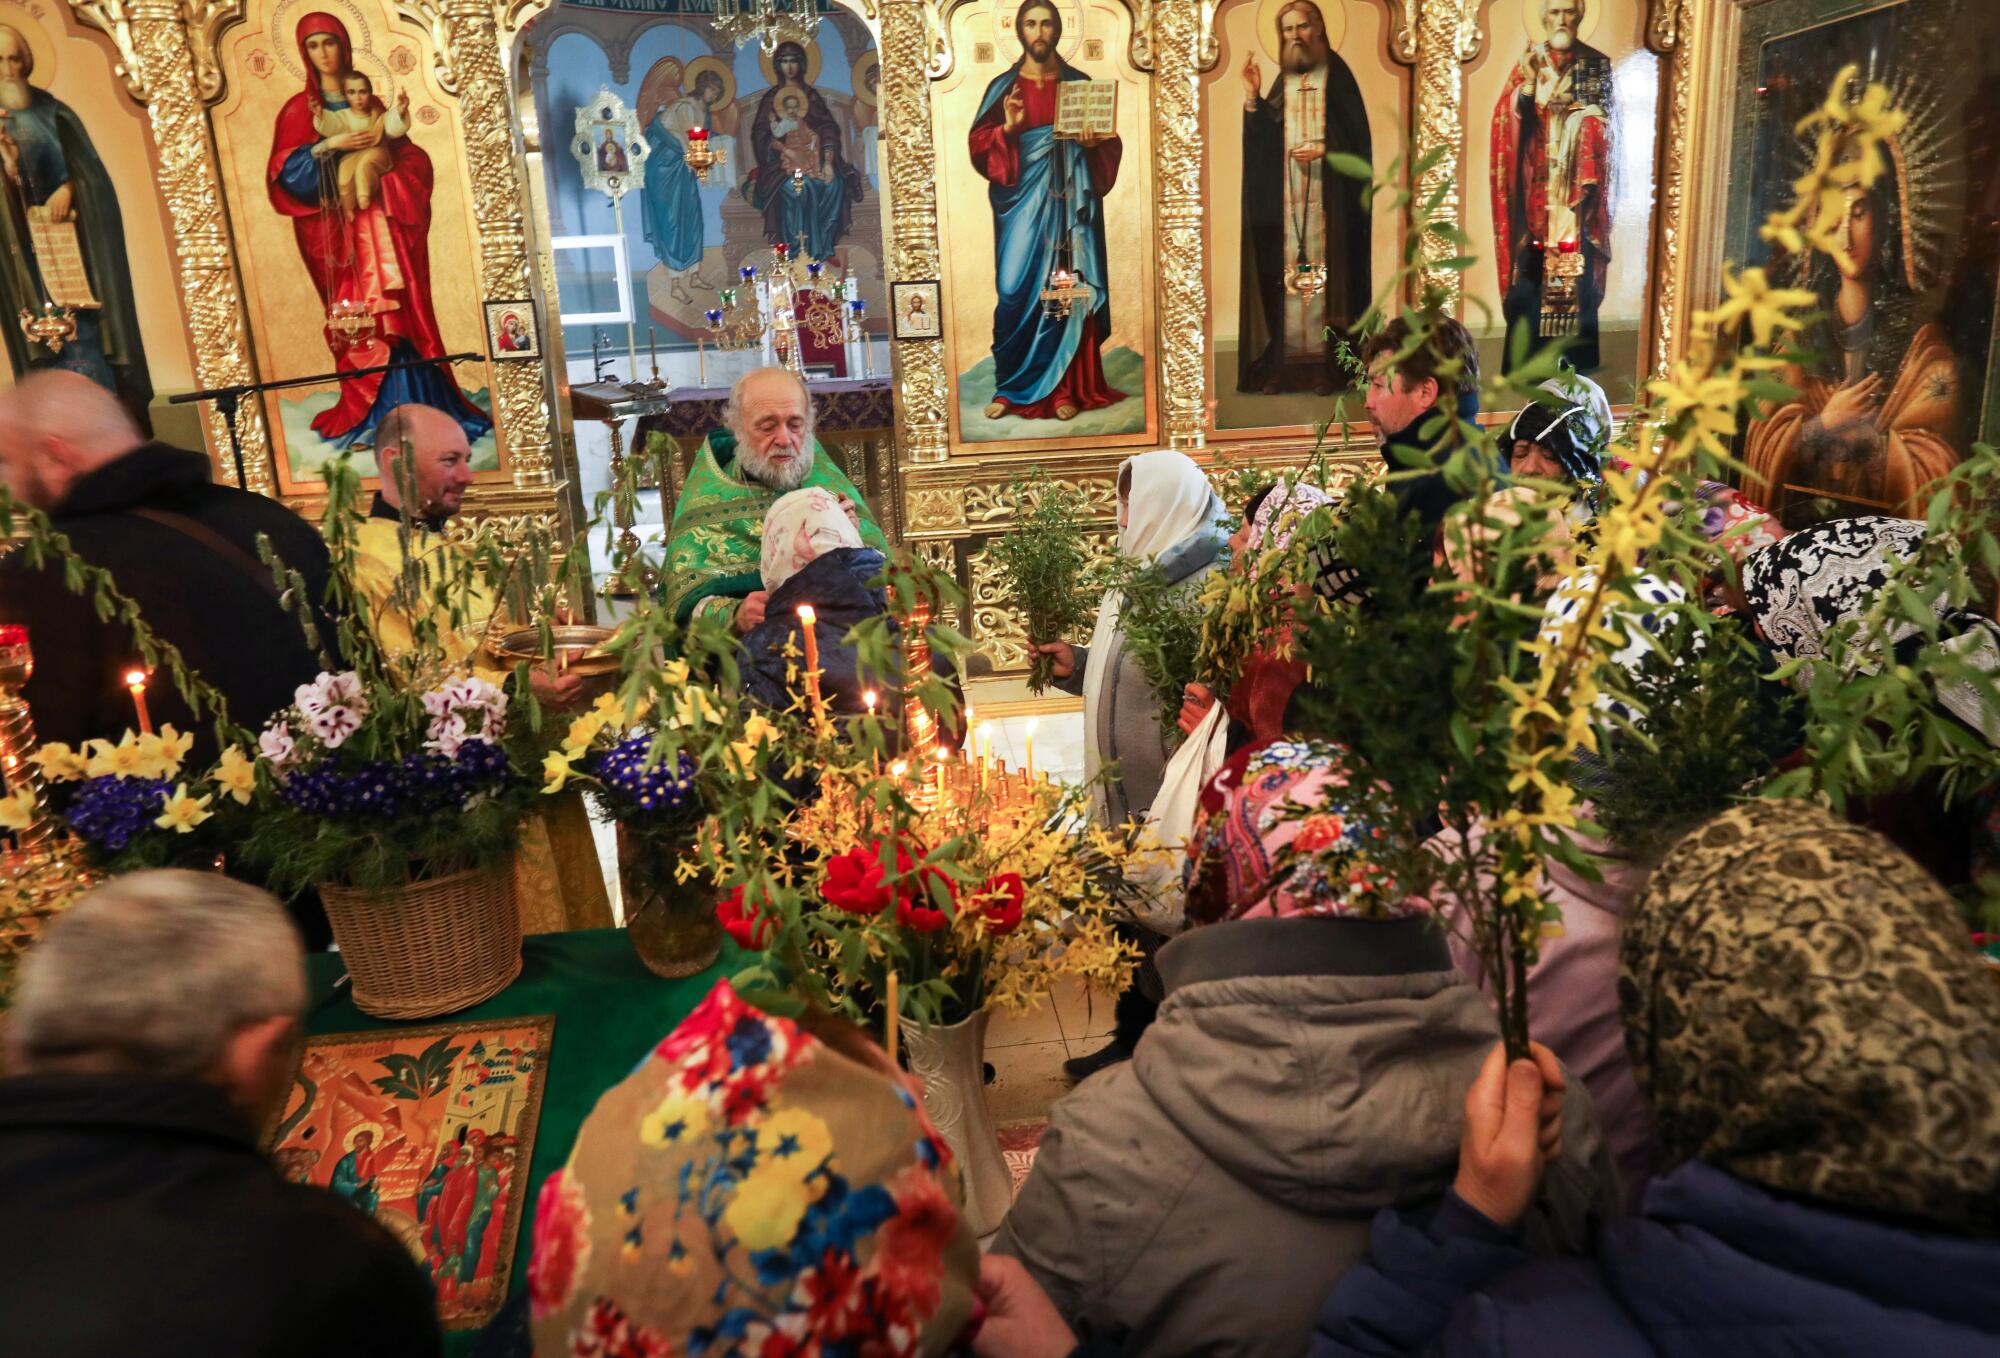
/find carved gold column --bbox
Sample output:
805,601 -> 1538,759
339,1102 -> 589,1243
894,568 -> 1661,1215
72,0 -> 274,494
881,0 -> 949,463
410,0 -> 557,491
1390,0 -> 1480,309
1149,0 -> 1215,450
1647,0 -> 1701,378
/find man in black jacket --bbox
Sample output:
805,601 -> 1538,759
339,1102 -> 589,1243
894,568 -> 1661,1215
0,870 -> 441,1358
0,369 -> 336,761
1306,315 -> 1486,608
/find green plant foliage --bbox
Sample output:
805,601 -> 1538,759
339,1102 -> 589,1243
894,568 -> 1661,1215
1092,552 -> 1215,744
985,471 -> 1102,692
1588,618 -> 1803,864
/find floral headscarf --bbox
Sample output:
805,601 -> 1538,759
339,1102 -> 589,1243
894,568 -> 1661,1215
1183,739 -> 1410,926
761,486 -> 864,592
1540,570 -> 1697,730
1247,481 -> 1336,553
1621,800 -> 2000,1234
528,980 -> 978,1355
1742,515 -> 2000,745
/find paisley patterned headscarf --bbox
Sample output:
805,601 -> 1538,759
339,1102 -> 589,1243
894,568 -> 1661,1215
1246,481 -> 1336,553
1620,800 -> 2000,1234
1741,514 -> 2000,745
528,980 -> 978,1354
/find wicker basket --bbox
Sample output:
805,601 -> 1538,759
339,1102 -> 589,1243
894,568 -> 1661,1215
320,859 -> 523,1019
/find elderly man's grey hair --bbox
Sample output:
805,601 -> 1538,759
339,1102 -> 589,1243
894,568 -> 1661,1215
7,870 -> 306,1079
721,366 -> 815,450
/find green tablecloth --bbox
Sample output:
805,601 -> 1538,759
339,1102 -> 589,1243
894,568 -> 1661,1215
306,929 -> 745,1355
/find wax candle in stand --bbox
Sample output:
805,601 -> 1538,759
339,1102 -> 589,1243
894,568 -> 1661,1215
978,722 -> 993,789
1024,717 -> 1037,783
796,605 -> 821,713
863,689 -> 879,772
124,670 -> 152,736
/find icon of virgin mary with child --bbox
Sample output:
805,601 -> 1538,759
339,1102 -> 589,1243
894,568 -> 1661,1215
266,12 -> 491,452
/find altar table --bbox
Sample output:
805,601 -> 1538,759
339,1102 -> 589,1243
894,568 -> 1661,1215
305,929 -> 744,1355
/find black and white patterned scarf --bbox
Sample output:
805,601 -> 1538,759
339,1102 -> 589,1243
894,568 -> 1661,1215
1742,515 -> 2000,746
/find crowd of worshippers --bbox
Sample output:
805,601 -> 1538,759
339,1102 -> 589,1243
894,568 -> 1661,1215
3,316 -> 2000,1358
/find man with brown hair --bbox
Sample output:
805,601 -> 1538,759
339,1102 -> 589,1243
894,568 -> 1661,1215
1359,314 -> 1483,539
1298,315 -> 1484,608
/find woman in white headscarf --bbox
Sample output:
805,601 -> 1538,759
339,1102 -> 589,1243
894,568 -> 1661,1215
1033,451 -> 1227,830
1033,452 -> 1226,1084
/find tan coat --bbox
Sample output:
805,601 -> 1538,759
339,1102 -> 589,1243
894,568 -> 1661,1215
992,918 -> 1620,1357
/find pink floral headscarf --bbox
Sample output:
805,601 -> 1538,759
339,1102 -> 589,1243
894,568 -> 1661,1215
761,486 -> 863,592
1183,739 -> 1417,926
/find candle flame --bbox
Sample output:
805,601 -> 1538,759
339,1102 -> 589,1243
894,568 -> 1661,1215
1026,717 -> 1039,734
863,689 -> 877,711
797,604 -> 816,625
124,670 -> 147,687
979,722 -> 994,740
890,761 -> 906,778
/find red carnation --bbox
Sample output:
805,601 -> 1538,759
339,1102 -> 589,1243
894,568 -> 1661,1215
977,873 -> 1025,935
716,884 -> 774,949
823,847 -> 891,915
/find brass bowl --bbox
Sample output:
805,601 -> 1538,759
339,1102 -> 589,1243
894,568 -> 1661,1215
487,624 -> 622,687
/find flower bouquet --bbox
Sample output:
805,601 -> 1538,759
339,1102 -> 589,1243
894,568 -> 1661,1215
243,667 -> 542,1017
9,726 -> 254,871
542,673 -> 779,977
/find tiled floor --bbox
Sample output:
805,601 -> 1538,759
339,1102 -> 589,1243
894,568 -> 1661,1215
985,978 -> 1116,1124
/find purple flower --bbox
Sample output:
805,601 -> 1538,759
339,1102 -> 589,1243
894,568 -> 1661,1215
592,737 -> 697,817
67,775 -> 171,852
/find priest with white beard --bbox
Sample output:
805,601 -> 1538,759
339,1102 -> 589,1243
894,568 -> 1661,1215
661,367 -> 886,629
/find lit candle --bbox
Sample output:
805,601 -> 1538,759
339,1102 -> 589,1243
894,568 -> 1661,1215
978,722 -> 994,774
891,760 -> 907,780
125,669 -> 152,736
1024,717 -> 1037,783
796,604 -> 819,672
934,754 -> 947,813
864,689 -> 880,772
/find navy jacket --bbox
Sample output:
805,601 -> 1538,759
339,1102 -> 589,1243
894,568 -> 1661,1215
739,547 -> 891,717
1311,1160 -> 2000,1358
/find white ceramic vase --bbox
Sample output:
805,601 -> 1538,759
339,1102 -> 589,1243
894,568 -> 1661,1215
903,1008 -> 1015,1237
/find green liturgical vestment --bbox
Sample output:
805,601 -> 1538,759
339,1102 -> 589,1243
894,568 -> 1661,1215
659,429 -> 886,623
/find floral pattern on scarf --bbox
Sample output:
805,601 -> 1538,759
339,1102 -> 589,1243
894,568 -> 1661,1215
528,981 -> 975,1355
1183,739 -> 1410,926
1620,800 -> 2000,1235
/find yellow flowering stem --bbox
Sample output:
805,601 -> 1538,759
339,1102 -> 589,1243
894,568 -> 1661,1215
885,970 -> 899,1067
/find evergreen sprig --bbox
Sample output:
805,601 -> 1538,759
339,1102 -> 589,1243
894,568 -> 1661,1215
986,471 -> 1101,692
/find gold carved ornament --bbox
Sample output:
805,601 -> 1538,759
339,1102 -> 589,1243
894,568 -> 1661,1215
881,0 -> 950,463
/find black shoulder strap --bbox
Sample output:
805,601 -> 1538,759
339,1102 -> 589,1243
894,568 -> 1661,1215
124,506 -> 282,603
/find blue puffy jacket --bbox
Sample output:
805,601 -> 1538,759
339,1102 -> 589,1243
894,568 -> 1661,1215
1311,1160 -> 2000,1358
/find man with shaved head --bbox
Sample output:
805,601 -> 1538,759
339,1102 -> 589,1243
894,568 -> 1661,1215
352,401 -> 574,704
352,402 -> 611,931
0,369 -> 335,761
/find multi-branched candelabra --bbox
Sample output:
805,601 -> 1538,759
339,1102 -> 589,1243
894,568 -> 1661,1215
703,237 -> 866,378
0,626 -> 97,994
710,0 -> 815,53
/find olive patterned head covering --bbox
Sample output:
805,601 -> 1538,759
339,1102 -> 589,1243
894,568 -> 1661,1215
1620,799 -> 2000,1234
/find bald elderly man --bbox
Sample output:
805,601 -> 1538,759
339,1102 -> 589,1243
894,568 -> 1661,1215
661,367 -> 886,630
0,370 -> 337,760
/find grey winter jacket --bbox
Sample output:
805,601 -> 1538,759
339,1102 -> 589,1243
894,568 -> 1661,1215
990,917 -> 1620,1358
1056,521 -> 1227,828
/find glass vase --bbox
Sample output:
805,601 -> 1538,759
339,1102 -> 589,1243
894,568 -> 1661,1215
618,825 -> 723,979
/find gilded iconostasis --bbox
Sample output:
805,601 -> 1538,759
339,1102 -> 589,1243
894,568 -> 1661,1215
4,0 -> 1997,671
